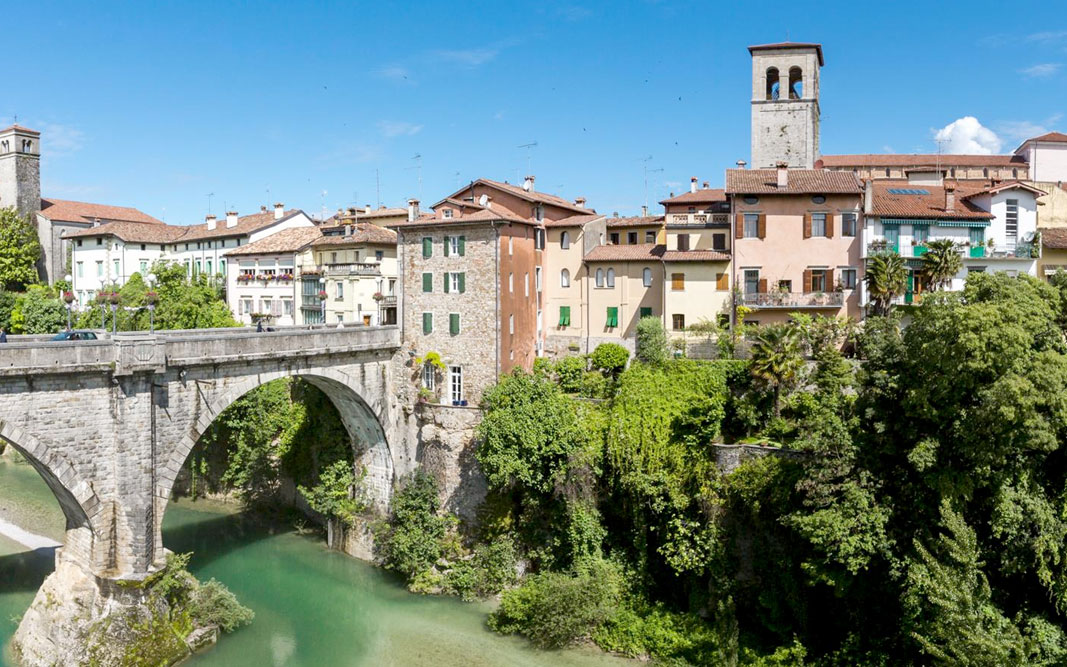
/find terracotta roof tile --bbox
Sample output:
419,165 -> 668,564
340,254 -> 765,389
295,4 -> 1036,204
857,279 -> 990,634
63,220 -> 187,244
606,215 -> 663,229
1026,131 -> 1067,144
391,207 -> 530,228
659,189 -> 726,205
543,213 -> 603,228
584,243 -> 662,262
819,154 -> 1028,168
1042,228 -> 1067,249
313,223 -> 396,246
39,198 -> 163,225
961,180 -> 1046,198
870,181 -> 993,220
725,169 -> 862,194
435,179 -> 592,216
0,124 -> 40,136
181,209 -> 304,241
223,227 -> 322,256
662,249 -> 730,262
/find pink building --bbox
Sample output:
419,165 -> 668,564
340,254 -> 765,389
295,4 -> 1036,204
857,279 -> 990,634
727,165 -> 864,325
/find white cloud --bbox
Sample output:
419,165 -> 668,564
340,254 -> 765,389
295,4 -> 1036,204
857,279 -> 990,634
1020,63 -> 1062,78
374,65 -> 413,83
933,116 -> 1002,155
377,120 -> 423,138
431,48 -> 499,66
557,5 -> 592,21
881,144 -> 895,153
1027,30 -> 1067,43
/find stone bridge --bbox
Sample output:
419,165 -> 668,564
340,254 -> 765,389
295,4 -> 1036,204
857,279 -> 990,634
0,325 -> 407,585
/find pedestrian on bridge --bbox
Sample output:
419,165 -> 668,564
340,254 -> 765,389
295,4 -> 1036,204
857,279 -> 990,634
0,327 -> 6,343
256,319 -> 263,333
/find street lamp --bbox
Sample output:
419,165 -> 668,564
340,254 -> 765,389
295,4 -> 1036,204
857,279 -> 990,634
96,291 -> 107,331
146,273 -> 157,333
319,277 -> 326,325
108,292 -> 120,335
63,274 -> 74,331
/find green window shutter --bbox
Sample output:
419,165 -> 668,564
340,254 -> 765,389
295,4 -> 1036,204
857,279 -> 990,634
559,306 -> 570,326
640,307 -> 652,318
444,272 -> 450,293
422,312 -> 432,334
444,235 -> 450,257
458,272 -> 466,293
450,313 -> 460,335
458,236 -> 466,256
422,237 -> 432,258
422,272 -> 432,292
607,307 -> 618,327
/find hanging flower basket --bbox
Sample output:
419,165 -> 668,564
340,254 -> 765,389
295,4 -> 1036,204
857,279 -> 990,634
318,290 -> 328,301
62,291 -> 75,305
96,291 -> 108,304
144,291 -> 159,306
108,292 -> 121,305
372,292 -> 384,302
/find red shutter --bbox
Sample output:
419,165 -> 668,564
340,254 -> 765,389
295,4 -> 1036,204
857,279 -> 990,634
758,278 -> 768,294
803,269 -> 812,293
826,215 -> 835,238
826,268 -> 834,291
757,214 -> 767,240
803,214 -> 812,239
735,213 -> 744,239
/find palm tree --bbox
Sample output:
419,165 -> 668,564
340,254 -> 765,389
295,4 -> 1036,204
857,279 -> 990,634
922,238 -> 963,291
749,323 -> 804,417
865,252 -> 909,316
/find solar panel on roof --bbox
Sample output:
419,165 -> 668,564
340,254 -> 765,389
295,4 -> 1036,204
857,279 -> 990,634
886,188 -> 930,195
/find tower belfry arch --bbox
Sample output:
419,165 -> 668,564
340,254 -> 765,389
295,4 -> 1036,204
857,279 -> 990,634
748,42 -> 823,169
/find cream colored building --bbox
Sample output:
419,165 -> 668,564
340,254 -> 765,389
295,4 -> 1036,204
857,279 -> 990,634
542,213 -> 606,355
304,222 -> 399,326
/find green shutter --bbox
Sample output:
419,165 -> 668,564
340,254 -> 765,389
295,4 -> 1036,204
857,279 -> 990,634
422,272 -> 432,292
450,313 -> 460,335
422,237 -> 432,258
640,307 -> 652,318
444,235 -> 450,257
422,312 -> 432,334
444,273 -> 450,293
458,236 -> 466,256
559,306 -> 571,326
458,272 -> 466,293
607,307 -> 618,327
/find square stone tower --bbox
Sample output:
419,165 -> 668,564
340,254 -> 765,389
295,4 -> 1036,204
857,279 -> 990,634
749,42 -> 823,169
0,124 -> 41,218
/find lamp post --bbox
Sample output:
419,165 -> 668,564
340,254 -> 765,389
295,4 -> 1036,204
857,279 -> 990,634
109,292 -> 120,335
146,273 -> 157,333
319,277 -> 326,325
63,274 -> 74,331
97,291 -> 107,331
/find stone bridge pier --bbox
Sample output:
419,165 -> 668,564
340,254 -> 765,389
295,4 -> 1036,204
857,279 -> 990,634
0,326 -> 410,665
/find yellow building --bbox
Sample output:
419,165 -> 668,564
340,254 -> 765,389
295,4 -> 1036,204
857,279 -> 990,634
298,222 -> 398,326
1040,228 -> 1067,280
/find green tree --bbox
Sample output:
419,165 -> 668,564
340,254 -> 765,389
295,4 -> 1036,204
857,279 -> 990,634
922,238 -> 963,291
11,285 -> 65,334
0,207 -> 41,290
298,459 -> 368,549
590,342 -> 629,377
0,289 -> 16,332
377,470 -> 452,582
635,316 -> 670,365
749,324 -> 804,417
864,252 -> 908,316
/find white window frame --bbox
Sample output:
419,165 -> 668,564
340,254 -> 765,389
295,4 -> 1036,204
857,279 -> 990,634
561,268 -> 570,288
606,268 -> 616,288
450,272 -> 460,292
595,268 -> 604,288
423,363 -> 435,390
450,366 -> 463,404
811,213 -> 827,237
336,281 -> 344,299
642,267 -> 652,287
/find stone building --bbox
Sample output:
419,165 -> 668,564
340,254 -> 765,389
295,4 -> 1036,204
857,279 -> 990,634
749,42 -> 823,169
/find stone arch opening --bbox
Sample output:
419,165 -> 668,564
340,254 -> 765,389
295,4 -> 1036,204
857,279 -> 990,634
766,67 -> 780,100
788,67 -> 803,99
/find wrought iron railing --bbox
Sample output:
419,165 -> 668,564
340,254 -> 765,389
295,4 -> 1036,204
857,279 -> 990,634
742,291 -> 845,308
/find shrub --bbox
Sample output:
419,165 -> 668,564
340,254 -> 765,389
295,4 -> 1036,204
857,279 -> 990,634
590,343 -> 629,376
554,355 -> 587,393
592,600 -> 721,664
578,371 -> 610,399
376,470 -> 452,582
444,538 -> 518,601
635,316 -> 670,365
188,579 -> 255,633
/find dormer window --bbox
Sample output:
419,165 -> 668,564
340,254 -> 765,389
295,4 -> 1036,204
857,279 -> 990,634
443,209 -> 454,219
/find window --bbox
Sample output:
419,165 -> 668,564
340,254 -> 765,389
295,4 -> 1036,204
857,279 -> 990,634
558,306 -> 571,327
640,307 -> 653,318
606,268 -> 616,288
561,231 -> 571,249
509,272 -> 514,293
443,209 -> 453,219
672,314 -> 685,331
450,366 -> 463,403
422,364 -> 435,390
743,213 -> 759,238
508,236 -> 513,255
76,261 -> 83,278
220,260 -> 227,277
609,232 -> 620,245
885,168 -> 891,177
449,313 -> 460,335
206,260 -> 213,276
535,267 -> 542,292
422,272 -> 433,293
970,228 -> 985,246
376,250 -> 384,261
968,266 -> 987,275
645,231 -> 656,243
524,272 -> 529,297
449,236 -> 461,255
671,272 -> 685,291
97,238 -> 103,246
606,307 -> 618,328
535,204 -> 544,222
811,195 -> 826,204
713,233 -> 726,251
446,272 -> 464,293
840,268 -> 857,290
595,268 -> 604,287
331,252 -> 338,264
811,213 -> 827,237
113,260 -> 120,277
77,240 -> 82,247
422,312 -> 433,334
561,268 -> 570,287
509,314 -> 515,334
137,259 -> 147,274
744,269 -> 760,294
240,298 -> 252,315
743,196 -> 759,205
766,66 -> 780,100
336,282 -> 344,299
628,232 -> 638,245
283,299 -> 293,316
422,237 -> 432,258
677,234 -> 690,251
1006,198 -> 1018,241
841,213 -> 857,237
983,168 -> 989,178
778,280 -> 792,292
643,267 -> 653,287
809,269 -> 828,292
913,225 -> 929,244
534,229 -> 545,250
261,297 -> 272,314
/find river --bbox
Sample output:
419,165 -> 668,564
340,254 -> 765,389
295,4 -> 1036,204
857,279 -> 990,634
0,458 -> 626,666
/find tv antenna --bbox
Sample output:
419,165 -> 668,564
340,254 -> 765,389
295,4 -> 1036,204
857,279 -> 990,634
375,169 -> 381,208
935,138 -> 947,178
206,192 -> 215,215
320,190 -> 328,220
518,141 -> 538,175
406,154 -> 423,199
641,157 -> 663,212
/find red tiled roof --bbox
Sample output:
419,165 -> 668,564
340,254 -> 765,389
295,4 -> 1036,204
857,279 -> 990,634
870,181 -> 993,220
1026,131 -> 1067,144
181,209 -> 304,241
748,41 -> 824,66
659,189 -> 726,205
0,124 -> 40,136
223,227 -> 323,256
662,250 -> 730,262
584,243 -> 661,262
1043,228 -> 1067,249
961,180 -> 1046,198
819,154 -> 1027,168
391,207 -> 530,228
543,213 -> 603,228
39,198 -> 163,225
312,222 -> 396,246
606,215 -> 664,228
63,220 -> 187,244
725,169 -> 862,194
436,179 -> 592,215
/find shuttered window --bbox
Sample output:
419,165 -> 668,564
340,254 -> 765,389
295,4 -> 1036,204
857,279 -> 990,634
458,236 -> 465,256
449,313 -> 460,335
671,273 -> 685,291
444,235 -> 450,256
422,312 -> 432,334
640,307 -> 653,318
422,237 -> 432,258
559,306 -> 571,327
716,272 -> 729,291
422,272 -> 432,292
606,307 -> 619,327
457,272 -> 465,293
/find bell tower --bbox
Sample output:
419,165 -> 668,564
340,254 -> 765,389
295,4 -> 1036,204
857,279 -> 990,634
0,124 -> 41,218
749,42 -> 822,169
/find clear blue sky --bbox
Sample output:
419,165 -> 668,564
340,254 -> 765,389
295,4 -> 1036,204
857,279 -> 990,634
6,0 -> 1065,223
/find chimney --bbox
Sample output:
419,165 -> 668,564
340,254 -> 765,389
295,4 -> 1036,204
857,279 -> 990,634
226,211 -> 238,228
92,217 -> 101,228
260,205 -> 267,213
206,214 -> 217,231
776,162 -> 789,189
690,177 -> 698,194
523,175 -> 535,192
273,203 -> 284,220
944,184 -> 955,213
736,159 -> 747,170
575,197 -> 586,208
407,198 -> 419,222
641,205 -> 649,217
703,181 -> 709,189
864,179 -> 873,215
344,224 -> 352,237
365,205 -> 372,214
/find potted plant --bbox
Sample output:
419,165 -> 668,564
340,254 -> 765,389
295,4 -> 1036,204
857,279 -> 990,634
96,290 -> 108,304
372,291 -> 384,302
108,291 -> 121,305
62,290 -> 75,305
144,291 -> 159,306
318,290 -> 328,301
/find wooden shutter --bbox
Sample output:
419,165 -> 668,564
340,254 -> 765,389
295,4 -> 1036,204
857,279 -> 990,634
735,213 -> 744,239
422,237 -> 432,258
803,214 -> 812,239
716,272 -> 729,291
443,235 -> 450,256
422,272 -> 432,293
826,269 -> 834,291
672,273 -> 685,290
758,278 -> 768,294
443,273 -> 450,293
803,269 -> 812,293
458,272 -> 466,293
450,313 -> 460,335
757,214 -> 767,239
458,236 -> 466,256
560,306 -> 570,326
826,215 -> 835,238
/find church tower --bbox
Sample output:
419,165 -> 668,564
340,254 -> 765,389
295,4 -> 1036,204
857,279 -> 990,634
0,124 -> 41,218
749,42 -> 822,169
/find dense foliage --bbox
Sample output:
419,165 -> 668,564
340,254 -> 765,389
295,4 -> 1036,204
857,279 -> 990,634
0,207 -> 41,291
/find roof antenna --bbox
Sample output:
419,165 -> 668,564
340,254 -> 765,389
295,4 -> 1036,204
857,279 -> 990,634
641,156 -> 663,214
518,141 -> 538,176
206,192 -> 215,215
935,138 -> 947,181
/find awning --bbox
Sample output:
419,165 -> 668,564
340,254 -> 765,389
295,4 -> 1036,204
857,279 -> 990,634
882,218 -> 989,228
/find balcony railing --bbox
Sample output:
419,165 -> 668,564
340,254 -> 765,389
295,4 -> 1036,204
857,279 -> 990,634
668,213 -> 730,227
742,291 -> 845,309
378,295 -> 397,306
867,242 -> 1037,260
323,262 -> 382,276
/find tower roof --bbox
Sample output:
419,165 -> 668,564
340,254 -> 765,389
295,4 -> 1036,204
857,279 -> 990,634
0,124 -> 40,136
748,42 -> 824,66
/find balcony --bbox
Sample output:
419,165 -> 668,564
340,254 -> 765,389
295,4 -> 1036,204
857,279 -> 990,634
866,242 -> 1038,261
323,262 -> 382,276
742,291 -> 845,309
667,213 -> 730,227
377,295 -> 397,306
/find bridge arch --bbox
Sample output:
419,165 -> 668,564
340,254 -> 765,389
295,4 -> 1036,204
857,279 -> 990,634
157,365 -> 395,516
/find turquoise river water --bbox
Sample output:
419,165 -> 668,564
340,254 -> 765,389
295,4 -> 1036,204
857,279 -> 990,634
0,458 -> 626,666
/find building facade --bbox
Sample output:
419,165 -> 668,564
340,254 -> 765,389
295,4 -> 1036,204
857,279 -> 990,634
305,222 -> 399,326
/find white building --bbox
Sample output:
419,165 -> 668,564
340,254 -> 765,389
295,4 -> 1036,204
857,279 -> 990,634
1014,132 -> 1067,184
223,226 -> 323,326
304,222 -> 399,326
66,221 -> 186,306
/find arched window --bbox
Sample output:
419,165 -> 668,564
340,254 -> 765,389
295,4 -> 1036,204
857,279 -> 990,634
560,231 -> 570,249
983,168 -> 989,178
595,268 -> 604,288
642,267 -> 652,287
766,67 -> 780,100
561,268 -> 570,287
606,268 -> 616,288
1013,168 -> 1018,178
788,67 -> 803,99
